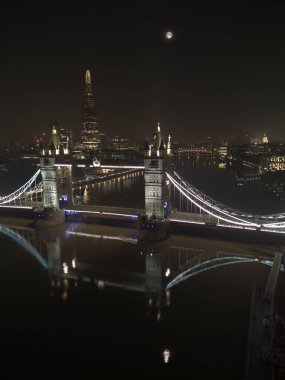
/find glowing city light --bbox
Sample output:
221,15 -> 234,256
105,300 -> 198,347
163,349 -> 171,363
63,262 -> 69,274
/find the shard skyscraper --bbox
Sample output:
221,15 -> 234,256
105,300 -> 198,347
81,69 -> 100,151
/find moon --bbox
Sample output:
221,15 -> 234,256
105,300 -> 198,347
165,31 -> 173,40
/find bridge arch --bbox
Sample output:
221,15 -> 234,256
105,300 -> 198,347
166,256 -> 281,290
0,225 -> 47,270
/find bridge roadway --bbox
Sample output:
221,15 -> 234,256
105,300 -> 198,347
66,204 -> 144,221
244,252 -> 283,379
66,208 -> 221,223
73,208 -> 285,236
2,203 -> 285,240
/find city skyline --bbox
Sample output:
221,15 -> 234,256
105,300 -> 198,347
1,2 -> 285,143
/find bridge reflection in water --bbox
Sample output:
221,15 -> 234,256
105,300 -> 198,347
1,221 -> 284,375
1,223 -> 280,311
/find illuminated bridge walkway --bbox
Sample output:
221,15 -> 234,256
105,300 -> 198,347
2,168 -> 285,235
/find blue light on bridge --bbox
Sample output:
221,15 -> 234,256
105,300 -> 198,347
164,201 -> 168,209
65,210 -> 79,216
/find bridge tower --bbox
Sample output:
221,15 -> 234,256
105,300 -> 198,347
137,122 -> 171,241
39,125 -> 73,224
144,138 -> 168,219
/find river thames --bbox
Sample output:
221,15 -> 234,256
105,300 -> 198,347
1,158 -> 285,378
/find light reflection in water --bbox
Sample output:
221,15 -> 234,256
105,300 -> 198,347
0,221 -> 279,373
163,349 -> 171,364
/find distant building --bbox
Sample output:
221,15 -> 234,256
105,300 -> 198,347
249,135 -> 262,145
249,133 -> 269,145
112,136 -> 130,150
218,145 -> 228,158
59,127 -> 73,151
81,69 -> 100,151
262,133 -> 269,144
268,156 -> 285,171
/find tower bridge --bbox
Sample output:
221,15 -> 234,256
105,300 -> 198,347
1,123 -> 285,238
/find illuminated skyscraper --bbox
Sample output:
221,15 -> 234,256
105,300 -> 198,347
59,127 -> 73,150
81,69 -> 100,151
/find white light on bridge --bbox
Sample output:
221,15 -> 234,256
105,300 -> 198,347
71,259 -> 76,268
166,290 -> 171,306
163,349 -> 171,364
165,268 -> 170,277
97,280 -> 105,289
63,262 -> 69,274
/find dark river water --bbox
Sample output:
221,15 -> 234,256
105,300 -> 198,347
1,158 -> 285,378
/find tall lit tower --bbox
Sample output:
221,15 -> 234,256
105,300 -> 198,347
137,122 -> 171,241
81,69 -> 100,151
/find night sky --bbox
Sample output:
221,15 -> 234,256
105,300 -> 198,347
1,1 -> 285,144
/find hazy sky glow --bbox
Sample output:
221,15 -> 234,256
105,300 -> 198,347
1,1 -> 285,143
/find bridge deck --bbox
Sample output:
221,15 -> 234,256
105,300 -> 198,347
67,204 -> 144,218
